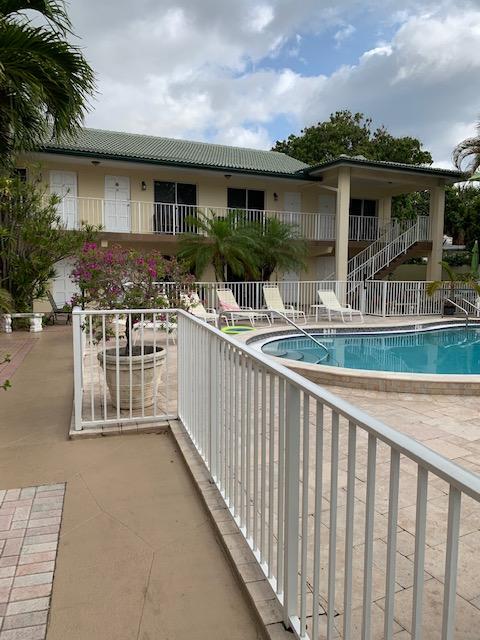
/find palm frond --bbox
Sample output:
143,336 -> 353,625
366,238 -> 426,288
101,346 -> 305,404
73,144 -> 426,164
453,123 -> 480,174
0,0 -> 72,34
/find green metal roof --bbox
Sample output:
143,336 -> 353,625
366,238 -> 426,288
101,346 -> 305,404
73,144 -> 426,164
302,154 -> 464,180
39,129 -> 464,183
40,128 -> 309,177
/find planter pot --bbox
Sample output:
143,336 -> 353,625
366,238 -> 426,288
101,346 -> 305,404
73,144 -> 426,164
443,302 -> 456,316
98,346 -> 166,410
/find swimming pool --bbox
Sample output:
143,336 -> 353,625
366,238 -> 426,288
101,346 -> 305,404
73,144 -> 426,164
261,327 -> 480,375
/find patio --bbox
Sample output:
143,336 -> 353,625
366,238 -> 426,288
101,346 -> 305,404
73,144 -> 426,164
0,326 -> 264,639
2,315 -> 480,639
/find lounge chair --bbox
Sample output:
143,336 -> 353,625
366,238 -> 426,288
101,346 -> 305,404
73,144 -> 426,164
317,290 -> 364,323
181,293 -> 219,325
216,288 -> 271,327
46,291 -> 71,325
263,285 -> 306,324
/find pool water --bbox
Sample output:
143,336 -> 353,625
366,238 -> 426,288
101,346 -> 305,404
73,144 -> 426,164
261,328 -> 480,375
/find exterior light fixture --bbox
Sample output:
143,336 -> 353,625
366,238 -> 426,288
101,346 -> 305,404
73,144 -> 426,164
273,192 -> 279,201
91,160 -> 100,166
224,174 -> 232,179
141,181 -> 147,191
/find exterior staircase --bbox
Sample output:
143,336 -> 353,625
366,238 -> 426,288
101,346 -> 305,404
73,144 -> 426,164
348,216 -> 430,283
325,216 -> 430,284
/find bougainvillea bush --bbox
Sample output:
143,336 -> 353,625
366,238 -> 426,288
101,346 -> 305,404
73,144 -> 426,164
71,243 -> 194,349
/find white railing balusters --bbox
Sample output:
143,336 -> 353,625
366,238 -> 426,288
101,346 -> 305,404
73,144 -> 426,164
362,434 -> 377,640
441,487 -> 462,640
283,381 -> 301,628
300,394 -> 310,637
343,422 -> 357,639
412,466 -> 429,639
384,449 -> 400,640
327,411 -> 340,640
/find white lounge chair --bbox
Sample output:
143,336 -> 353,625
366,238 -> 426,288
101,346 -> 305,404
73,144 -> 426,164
263,285 -> 306,324
216,288 -> 271,327
181,292 -> 219,325
317,290 -> 364,323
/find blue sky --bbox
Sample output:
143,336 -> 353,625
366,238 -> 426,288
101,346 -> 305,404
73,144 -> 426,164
70,0 -> 480,167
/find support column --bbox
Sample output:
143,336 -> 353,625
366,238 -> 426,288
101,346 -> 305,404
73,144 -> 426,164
426,181 -> 446,281
335,167 -> 351,287
378,196 -> 392,231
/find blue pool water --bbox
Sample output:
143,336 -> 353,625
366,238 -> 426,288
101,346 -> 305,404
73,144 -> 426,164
261,328 -> 480,375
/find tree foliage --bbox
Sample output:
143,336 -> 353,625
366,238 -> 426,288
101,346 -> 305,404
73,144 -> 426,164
0,172 -> 98,311
0,0 -> 95,167
273,111 -> 433,166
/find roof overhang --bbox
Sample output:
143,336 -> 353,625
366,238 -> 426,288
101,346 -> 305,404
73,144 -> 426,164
35,146 -> 316,182
303,157 -> 464,185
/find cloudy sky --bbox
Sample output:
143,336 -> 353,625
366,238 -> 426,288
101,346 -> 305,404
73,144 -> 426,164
68,0 -> 480,167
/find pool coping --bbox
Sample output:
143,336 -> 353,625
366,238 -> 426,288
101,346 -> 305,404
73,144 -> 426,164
241,317 -> 480,394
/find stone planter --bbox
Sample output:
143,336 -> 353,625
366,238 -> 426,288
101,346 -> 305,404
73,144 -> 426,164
98,346 -> 166,410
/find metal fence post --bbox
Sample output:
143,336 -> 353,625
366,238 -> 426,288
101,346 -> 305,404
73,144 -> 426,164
283,381 -> 300,627
209,332 -> 219,480
72,307 -> 83,431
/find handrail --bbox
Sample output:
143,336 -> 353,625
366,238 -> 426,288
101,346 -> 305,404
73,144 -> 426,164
445,297 -> 469,327
462,298 -> 480,317
269,310 -> 331,363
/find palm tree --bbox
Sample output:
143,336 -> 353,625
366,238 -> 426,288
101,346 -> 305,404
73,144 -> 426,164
453,122 -> 480,175
245,217 -> 307,281
178,210 -> 260,282
0,0 -> 95,166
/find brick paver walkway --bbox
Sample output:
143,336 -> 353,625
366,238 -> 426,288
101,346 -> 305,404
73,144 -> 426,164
0,335 -> 38,389
0,484 -> 65,639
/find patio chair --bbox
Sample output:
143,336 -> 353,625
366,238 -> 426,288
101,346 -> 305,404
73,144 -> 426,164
263,285 -> 306,324
216,288 -> 271,327
46,291 -> 71,325
181,293 -> 219,325
317,290 -> 364,323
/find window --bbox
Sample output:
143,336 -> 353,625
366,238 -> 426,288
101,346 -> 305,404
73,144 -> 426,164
153,181 -> 197,233
349,198 -> 377,217
227,188 -> 265,223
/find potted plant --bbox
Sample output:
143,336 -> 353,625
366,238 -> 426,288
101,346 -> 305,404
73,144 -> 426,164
426,261 -> 480,316
72,243 -> 193,409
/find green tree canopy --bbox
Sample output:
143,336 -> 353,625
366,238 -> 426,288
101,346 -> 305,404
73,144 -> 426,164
272,110 -> 432,166
0,0 -> 95,167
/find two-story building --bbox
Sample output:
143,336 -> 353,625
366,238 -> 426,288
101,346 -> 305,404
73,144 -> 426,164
22,128 -> 462,307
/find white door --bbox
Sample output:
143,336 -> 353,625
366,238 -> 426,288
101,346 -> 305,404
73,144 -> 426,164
105,176 -> 130,232
49,171 -> 77,229
52,259 -> 79,307
318,193 -> 336,239
284,191 -> 301,224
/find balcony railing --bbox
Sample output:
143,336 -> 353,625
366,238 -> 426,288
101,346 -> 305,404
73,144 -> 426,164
73,307 -> 480,638
53,196 -> 390,241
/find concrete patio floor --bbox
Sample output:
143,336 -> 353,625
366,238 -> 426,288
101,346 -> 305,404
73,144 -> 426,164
0,327 -> 264,639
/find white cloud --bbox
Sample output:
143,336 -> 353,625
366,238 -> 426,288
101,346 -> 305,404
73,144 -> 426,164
69,0 -> 480,166
334,24 -> 356,46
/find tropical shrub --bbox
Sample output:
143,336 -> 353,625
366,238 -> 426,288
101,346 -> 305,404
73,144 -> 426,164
0,173 -> 97,311
71,243 -> 194,350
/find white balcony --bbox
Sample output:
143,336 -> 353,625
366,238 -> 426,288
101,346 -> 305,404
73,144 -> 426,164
53,196 -> 395,242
